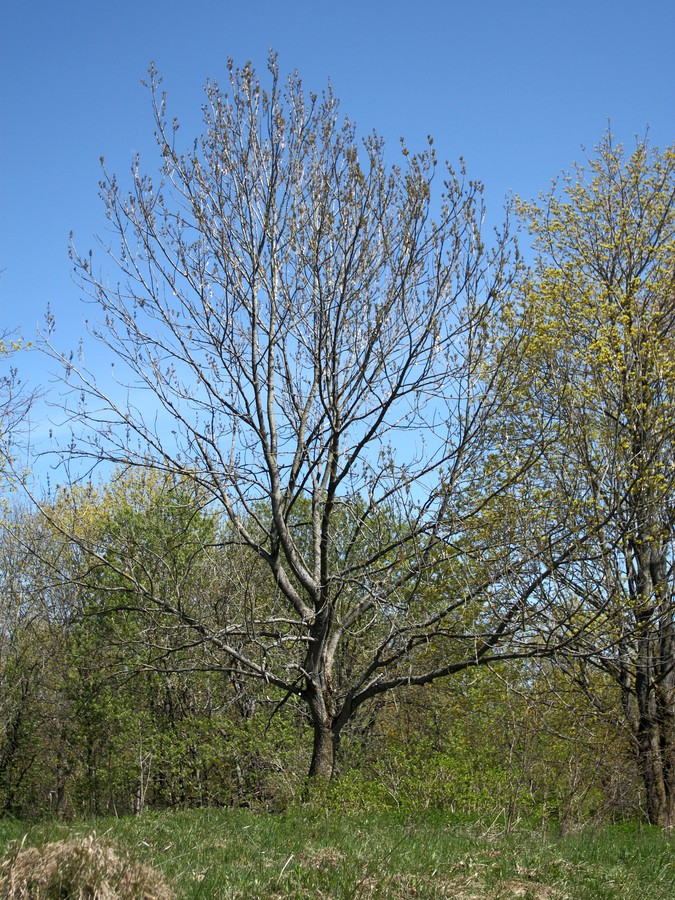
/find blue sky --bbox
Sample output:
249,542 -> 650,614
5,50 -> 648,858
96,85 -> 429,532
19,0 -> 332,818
1,0 -> 674,460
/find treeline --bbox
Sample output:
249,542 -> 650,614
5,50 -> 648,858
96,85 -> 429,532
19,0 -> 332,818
1,57 -> 675,824
0,472 -> 638,824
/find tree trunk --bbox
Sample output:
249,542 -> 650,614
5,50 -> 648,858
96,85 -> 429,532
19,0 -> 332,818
636,673 -> 675,825
633,545 -> 675,826
304,684 -> 341,795
308,720 -> 337,783
656,698 -> 675,826
636,706 -> 675,826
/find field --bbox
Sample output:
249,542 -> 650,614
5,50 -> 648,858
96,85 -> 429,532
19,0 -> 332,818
1,808 -> 674,898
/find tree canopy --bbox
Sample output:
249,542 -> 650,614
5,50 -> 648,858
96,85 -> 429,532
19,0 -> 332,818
512,132 -> 675,825
39,55 -> 588,785
7,59 -> 669,817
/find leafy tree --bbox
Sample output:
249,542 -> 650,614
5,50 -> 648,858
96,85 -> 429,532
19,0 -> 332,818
0,499 -> 80,815
52,471 -> 255,814
0,472 -> 291,816
47,55 -> 581,786
512,132 -> 675,825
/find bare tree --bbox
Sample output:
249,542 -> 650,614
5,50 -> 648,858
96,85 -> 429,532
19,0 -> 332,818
46,55 -> 578,785
0,329 -> 32,488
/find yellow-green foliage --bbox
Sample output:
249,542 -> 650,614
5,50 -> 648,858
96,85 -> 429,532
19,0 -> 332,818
499,132 -> 675,825
514,133 -> 675,514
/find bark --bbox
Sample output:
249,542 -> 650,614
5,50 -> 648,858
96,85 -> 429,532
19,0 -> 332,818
636,691 -> 675,826
305,675 -> 341,791
633,545 -> 675,826
308,720 -> 338,783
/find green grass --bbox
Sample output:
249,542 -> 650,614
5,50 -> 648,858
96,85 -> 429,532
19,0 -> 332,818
1,808 -> 674,898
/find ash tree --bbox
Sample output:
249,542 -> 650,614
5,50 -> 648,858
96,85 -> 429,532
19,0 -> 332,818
48,55 -> 573,785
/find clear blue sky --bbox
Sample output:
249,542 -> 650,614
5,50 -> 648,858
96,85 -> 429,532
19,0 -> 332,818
1,0 -> 674,452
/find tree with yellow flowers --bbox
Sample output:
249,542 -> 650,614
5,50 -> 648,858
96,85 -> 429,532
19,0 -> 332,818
511,132 -> 675,825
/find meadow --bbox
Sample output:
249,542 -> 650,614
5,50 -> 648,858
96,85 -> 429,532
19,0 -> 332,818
1,807 -> 674,898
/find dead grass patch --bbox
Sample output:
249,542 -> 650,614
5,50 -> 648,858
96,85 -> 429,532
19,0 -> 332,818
299,846 -> 346,867
0,832 -> 174,899
491,881 -> 561,899
351,871 -> 561,899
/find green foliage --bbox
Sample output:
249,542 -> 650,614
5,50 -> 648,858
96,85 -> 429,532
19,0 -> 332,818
0,468 -> 642,823
0,470 -> 322,818
329,663 -> 639,826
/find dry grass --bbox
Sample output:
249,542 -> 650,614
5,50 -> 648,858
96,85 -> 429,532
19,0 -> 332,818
350,872 -> 562,899
0,832 -> 175,899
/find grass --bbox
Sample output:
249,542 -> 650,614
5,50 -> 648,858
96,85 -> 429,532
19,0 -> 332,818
1,808 -> 674,898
